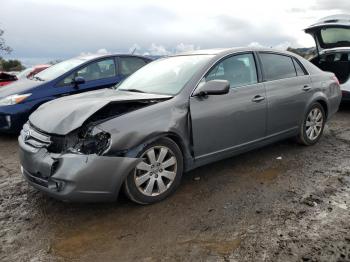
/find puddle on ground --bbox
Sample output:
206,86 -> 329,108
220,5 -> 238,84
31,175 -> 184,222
246,166 -> 287,183
180,238 -> 241,256
52,222 -> 114,258
257,168 -> 281,181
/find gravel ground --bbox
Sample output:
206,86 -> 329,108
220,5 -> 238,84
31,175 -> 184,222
0,105 -> 349,262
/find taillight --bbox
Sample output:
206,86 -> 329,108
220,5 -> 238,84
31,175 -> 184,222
332,75 -> 340,86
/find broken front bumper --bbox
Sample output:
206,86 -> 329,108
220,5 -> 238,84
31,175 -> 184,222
18,137 -> 141,202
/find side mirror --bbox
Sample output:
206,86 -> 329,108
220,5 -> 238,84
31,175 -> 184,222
193,80 -> 230,97
72,76 -> 85,88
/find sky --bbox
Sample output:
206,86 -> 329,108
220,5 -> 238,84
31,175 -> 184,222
1,0 -> 349,66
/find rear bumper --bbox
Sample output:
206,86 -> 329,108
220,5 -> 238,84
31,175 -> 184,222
19,136 -> 141,202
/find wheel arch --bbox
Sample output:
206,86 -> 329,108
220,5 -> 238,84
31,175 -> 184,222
123,131 -> 193,172
315,99 -> 328,118
304,93 -> 329,120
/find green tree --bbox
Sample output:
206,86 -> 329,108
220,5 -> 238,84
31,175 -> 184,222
1,59 -> 25,71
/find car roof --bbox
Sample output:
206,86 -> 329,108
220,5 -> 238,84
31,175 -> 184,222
172,47 -> 297,57
74,53 -> 152,61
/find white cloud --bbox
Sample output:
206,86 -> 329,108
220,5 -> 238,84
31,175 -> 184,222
147,43 -> 171,56
96,48 -> 109,54
1,0 -> 348,63
273,42 -> 293,50
248,41 -> 293,51
248,42 -> 264,48
175,43 -> 200,53
79,48 -> 110,56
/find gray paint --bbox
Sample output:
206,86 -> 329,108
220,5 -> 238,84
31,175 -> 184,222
20,47 -> 342,202
30,89 -> 171,135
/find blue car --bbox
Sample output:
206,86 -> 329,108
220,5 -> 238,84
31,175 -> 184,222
0,54 -> 152,133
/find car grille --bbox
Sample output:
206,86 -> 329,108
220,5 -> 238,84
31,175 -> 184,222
20,123 -> 51,149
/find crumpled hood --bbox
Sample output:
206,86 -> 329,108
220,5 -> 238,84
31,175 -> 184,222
29,89 -> 172,135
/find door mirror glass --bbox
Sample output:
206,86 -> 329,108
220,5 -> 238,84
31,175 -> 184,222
193,80 -> 230,97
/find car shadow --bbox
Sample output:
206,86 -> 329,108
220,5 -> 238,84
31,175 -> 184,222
339,102 -> 350,111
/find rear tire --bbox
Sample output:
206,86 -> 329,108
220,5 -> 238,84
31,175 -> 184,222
124,137 -> 183,205
297,102 -> 326,146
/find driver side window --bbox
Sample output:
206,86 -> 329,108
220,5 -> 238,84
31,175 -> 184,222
59,58 -> 116,86
205,53 -> 258,88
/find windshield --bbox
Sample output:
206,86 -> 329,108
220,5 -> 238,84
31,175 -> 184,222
117,55 -> 214,95
321,28 -> 350,45
34,58 -> 87,81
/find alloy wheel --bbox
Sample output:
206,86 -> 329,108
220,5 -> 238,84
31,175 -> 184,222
305,107 -> 324,141
134,146 -> 177,196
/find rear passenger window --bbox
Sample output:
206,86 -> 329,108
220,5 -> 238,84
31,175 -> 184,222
293,58 -> 307,76
260,53 -> 296,81
120,57 -> 147,76
205,53 -> 258,88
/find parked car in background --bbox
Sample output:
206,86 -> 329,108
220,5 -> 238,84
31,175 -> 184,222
16,65 -> 50,80
18,48 -> 342,204
0,65 -> 50,88
0,54 -> 152,133
305,14 -> 350,101
0,72 -> 17,87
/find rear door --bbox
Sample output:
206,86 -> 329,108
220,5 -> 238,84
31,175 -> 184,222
190,52 -> 267,159
258,52 -> 313,135
118,56 -> 149,79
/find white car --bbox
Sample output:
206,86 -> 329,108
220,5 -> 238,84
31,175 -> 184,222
305,14 -> 350,101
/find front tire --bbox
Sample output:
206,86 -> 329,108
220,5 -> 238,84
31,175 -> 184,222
297,102 -> 326,146
124,137 -> 183,205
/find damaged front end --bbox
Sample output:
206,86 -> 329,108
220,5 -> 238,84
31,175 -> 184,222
48,126 -> 112,156
29,99 -> 163,156
19,93 -> 175,201
19,122 -> 141,202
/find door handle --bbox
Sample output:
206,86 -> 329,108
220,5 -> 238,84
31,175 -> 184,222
252,95 -> 265,103
302,85 -> 312,91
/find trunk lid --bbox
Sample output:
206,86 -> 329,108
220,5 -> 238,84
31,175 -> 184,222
304,14 -> 350,52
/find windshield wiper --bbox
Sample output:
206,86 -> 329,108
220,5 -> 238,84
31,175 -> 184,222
121,88 -> 146,93
33,76 -> 45,81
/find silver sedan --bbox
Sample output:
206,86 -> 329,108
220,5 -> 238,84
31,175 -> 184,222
19,47 -> 342,204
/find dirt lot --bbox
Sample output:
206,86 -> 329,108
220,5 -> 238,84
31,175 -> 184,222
0,105 -> 350,262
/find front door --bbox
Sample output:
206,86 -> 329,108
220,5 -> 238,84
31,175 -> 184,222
190,53 -> 267,160
54,57 -> 122,97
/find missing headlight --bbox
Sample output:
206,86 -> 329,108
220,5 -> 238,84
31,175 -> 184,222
72,129 -> 111,155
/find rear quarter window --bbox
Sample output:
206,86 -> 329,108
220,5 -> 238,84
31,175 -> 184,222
293,58 -> 307,76
260,53 -> 297,81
